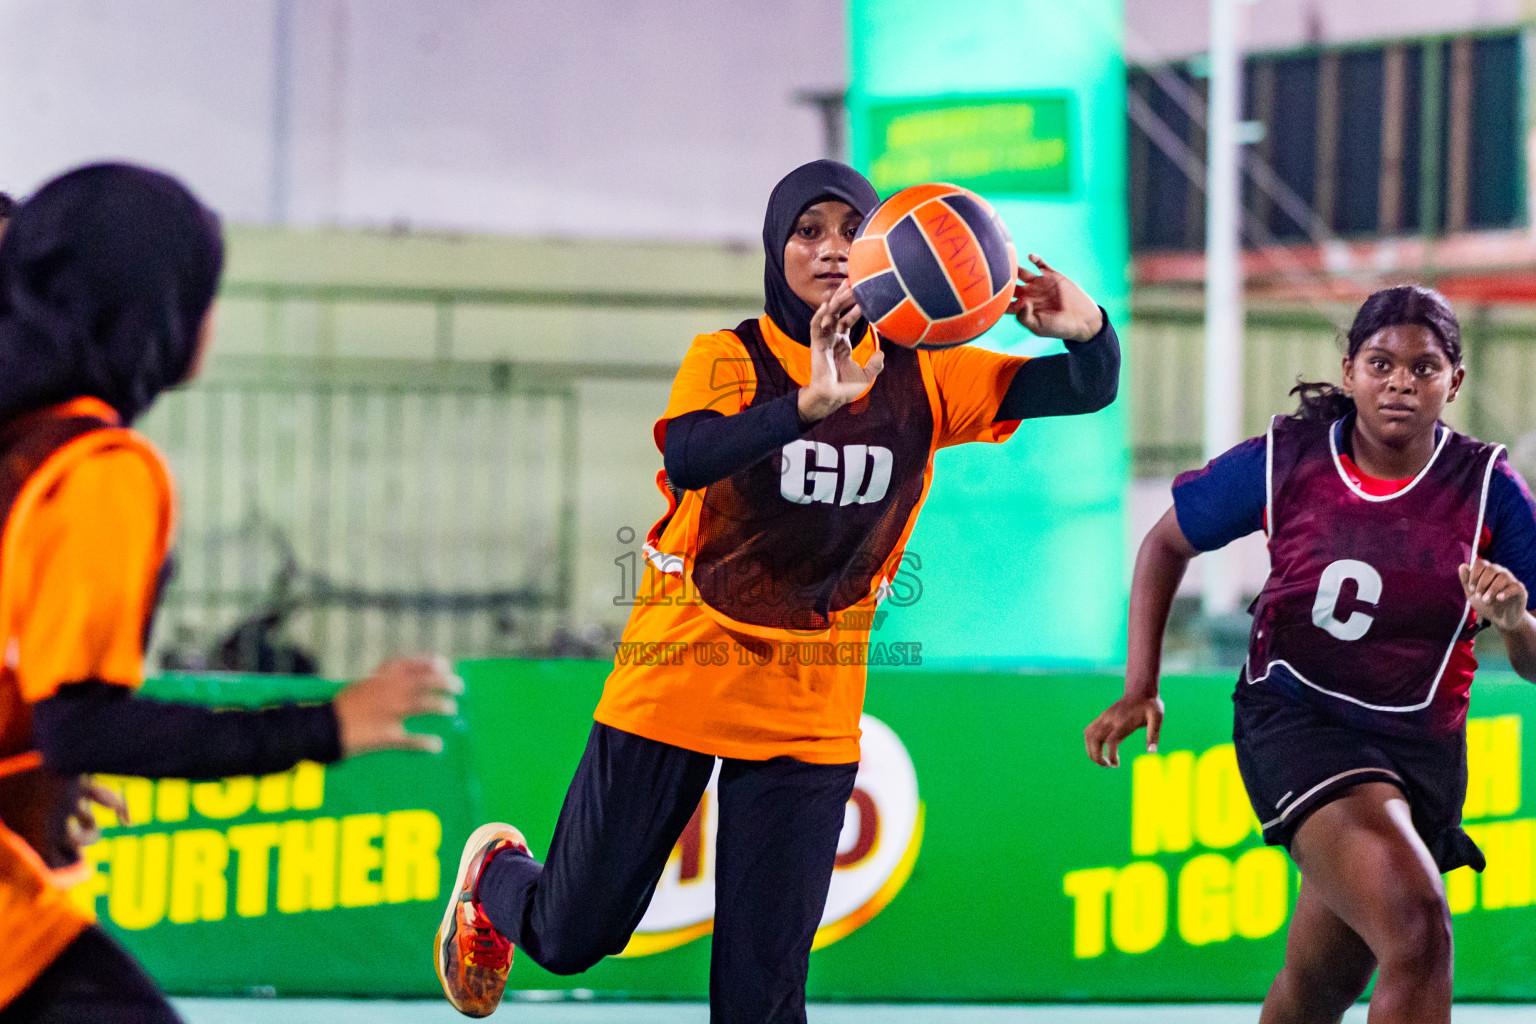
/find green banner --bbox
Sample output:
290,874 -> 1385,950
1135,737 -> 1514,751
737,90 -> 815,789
86,674 -> 480,997
866,94 -> 1074,196
94,663 -> 1536,1000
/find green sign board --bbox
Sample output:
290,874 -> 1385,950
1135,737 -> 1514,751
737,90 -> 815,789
867,94 -> 1074,195
452,661 -> 1536,1002
92,662 -> 1536,1000
86,674 -> 480,997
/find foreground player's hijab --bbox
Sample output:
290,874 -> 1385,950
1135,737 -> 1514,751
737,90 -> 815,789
0,163 -> 224,425
762,159 -> 880,347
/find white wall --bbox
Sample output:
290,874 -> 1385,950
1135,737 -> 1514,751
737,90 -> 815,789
0,0 -> 845,240
1125,0 -> 1524,63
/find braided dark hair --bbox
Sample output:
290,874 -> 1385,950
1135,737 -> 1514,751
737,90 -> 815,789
1290,285 -> 1463,422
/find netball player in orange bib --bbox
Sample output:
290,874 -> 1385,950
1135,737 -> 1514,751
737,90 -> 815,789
0,164 -> 461,1023
435,160 -> 1121,1021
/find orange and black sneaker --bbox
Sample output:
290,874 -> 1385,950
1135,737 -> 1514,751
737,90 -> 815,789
436,822 -> 528,1018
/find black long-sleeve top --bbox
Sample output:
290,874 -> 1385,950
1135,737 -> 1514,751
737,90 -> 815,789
663,312 -> 1120,492
31,681 -> 341,780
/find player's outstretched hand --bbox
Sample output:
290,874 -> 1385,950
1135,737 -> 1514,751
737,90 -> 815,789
1009,254 -> 1104,342
333,655 -> 463,757
1084,693 -> 1164,768
800,280 -> 884,423
67,778 -> 132,852
1460,559 -> 1531,632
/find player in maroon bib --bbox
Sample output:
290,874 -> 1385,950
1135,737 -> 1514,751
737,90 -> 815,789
1250,414 -> 1503,737
1086,286 -> 1536,1024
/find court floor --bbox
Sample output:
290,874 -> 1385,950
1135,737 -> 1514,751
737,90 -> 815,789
172,999 -> 1536,1023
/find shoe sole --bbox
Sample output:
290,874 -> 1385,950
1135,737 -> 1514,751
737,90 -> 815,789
436,821 -> 528,1018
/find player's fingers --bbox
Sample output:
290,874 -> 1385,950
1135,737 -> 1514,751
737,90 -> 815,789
401,731 -> 446,755
397,653 -> 454,683
1029,253 -> 1055,275
811,298 -> 835,336
1480,563 -> 1512,596
1084,722 -> 1106,766
1105,732 -> 1123,769
92,786 -> 132,825
375,729 -> 445,755
429,672 -> 465,696
831,334 -> 853,365
828,280 -> 855,315
837,304 -> 862,334
411,694 -> 459,717
382,654 -> 440,678
862,348 -> 885,378
1476,564 -> 1507,601
1017,262 -> 1040,282
1458,563 -> 1473,592
1480,566 -> 1508,597
1146,706 -> 1162,753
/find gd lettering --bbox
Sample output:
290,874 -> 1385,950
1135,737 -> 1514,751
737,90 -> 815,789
779,441 -> 893,506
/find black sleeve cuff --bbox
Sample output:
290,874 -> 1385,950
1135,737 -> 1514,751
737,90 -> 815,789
994,308 -> 1121,422
1063,306 -> 1115,349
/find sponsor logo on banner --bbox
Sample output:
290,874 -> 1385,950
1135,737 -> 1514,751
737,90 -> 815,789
620,714 -> 924,956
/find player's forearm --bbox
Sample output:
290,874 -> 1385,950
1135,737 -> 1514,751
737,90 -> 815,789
662,395 -> 808,491
993,310 -> 1119,422
1500,611 -> 1536,682
31,680 -> 341,780
1124,520 -> 1195,698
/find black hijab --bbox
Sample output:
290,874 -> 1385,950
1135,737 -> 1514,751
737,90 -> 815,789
0,163 -> 224,426
762,160 -> 879,347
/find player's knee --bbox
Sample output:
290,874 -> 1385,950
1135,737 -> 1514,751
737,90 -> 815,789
1378,888 -> 1453,975
1280,950 -> 1374,1014
532,936 -> 607,976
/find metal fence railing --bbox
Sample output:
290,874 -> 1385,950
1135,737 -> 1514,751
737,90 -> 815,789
1129,300 -> 1536,478
138,280 -> 742,678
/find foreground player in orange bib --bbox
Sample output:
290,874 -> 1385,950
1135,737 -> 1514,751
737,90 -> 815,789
0,165 -> 461,1023
436,160 -> 1121,1020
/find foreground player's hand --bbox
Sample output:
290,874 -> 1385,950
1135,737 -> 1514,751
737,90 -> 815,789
334,655 -> 463,757
1084,693 -> 1164,768
1009,254 -> 1104,342
67,779 -> 132,850
1460,559 -> 1531,633
800,280 -> 884,423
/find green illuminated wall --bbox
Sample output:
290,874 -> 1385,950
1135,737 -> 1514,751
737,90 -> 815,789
849,0 -> 1131,665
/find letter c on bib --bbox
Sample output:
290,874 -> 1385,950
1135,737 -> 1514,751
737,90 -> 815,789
1311,558 -> 1383,642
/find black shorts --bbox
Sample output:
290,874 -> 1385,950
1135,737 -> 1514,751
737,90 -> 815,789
1232,683 -> 1484,874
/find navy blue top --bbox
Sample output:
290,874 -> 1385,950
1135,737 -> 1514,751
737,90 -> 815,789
1172,420 -> 1536,608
